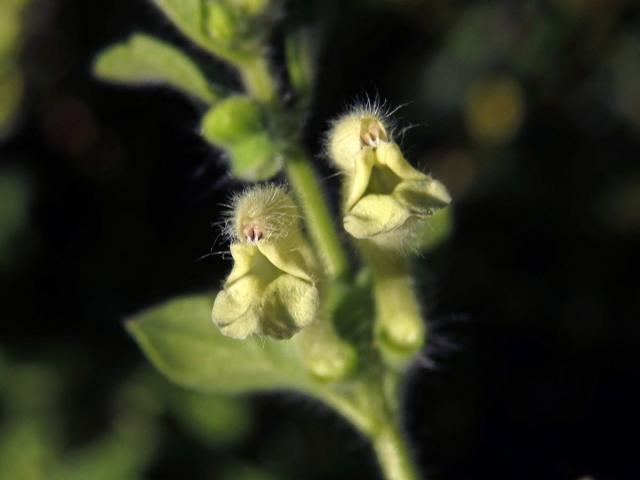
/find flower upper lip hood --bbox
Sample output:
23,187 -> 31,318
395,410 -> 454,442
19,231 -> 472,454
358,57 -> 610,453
225,237 -> 314,286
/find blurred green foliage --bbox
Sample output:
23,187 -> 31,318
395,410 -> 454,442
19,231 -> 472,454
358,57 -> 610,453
0,352 -> 256,479
0,0 -> 27,139
0,167 -> 32,270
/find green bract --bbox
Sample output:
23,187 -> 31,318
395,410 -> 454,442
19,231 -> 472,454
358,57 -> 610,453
201,96 -> 262,144
228,135 -> 282,181
201,97 -> 282,181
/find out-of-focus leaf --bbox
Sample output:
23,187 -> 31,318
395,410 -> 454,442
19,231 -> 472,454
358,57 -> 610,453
58,421 -> 158,480
1,363 -> 60,413
0,420 -> 61,480
464,74 -> 525,145
169,390 -> 252,447
126,295 -> 313,394
94,34 -> 218,103
220,464 -> 280,480
609,36 -> 640,128
595,176 -> 640,234
285,28 -> 315,98
0,167 -> 31,269
0,67 -> 24,139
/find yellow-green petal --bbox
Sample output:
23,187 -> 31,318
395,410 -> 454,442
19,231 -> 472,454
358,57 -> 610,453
345,148 -> 376,211
260,275 -> 319,339
225,243 -> 259,285
212,276 -> 263,339
344,194 -> 411,239
375,142 -> 424,181
393,178 -> 451,214
257,237 -> 314,282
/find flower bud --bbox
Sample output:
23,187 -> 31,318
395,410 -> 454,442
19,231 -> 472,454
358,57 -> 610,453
212,185 -> 320,340
328,109 -> 451,250
201,96 -> 263,145
201,96 -> 282,181
227,134 -> 283,181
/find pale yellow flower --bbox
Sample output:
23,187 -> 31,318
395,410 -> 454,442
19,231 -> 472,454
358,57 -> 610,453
328,110 -> 451,250
212,186 -> 319,339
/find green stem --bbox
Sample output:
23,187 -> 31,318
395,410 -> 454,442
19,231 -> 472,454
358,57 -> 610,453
285,151 -> 349,279
237,54 -> 277,103
236,54 -> 348,279
371,421 -> 420,480
320,384 -> 420,480
319,389 -> 377,435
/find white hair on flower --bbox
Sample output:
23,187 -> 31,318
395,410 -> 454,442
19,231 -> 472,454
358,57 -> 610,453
222,184 -> 301,244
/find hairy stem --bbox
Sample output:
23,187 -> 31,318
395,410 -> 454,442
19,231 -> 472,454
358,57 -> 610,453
321,383 -> 420,480
371,421 -> 420,480
236,55 -> 347,278
285,151 -> 349,279
237,54 -> 277,103
236,40 -> 419,480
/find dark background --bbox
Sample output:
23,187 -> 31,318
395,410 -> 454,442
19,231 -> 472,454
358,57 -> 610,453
1,0 -> 639,479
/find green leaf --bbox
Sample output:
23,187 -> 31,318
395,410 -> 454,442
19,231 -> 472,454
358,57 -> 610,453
93,34 -> 218,104
151,0 -> 216,54
126,294 -> 313,394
